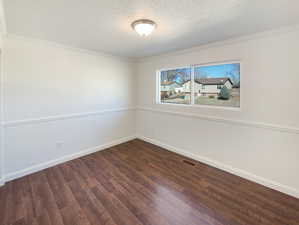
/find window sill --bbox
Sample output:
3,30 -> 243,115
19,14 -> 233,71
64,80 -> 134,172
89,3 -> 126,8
157,102 -> 242,112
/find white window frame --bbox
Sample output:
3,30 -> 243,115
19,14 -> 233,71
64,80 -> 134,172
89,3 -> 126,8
156,60 -> 241,111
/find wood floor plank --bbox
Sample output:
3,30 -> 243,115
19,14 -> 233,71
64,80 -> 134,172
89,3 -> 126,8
85,152 -> 192,225
0,139 -> 298,225
60,204 -> 91,225
46,166 -> 77,210
106,147 -> 238,225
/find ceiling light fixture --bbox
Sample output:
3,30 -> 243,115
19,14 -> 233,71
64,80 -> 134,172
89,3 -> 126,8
131,19 -> 156,36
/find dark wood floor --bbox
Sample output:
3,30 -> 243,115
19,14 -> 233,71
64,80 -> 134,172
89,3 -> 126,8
0,139 -> 299,225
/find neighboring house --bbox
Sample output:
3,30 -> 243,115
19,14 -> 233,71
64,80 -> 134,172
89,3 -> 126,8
161,77 -> 233,98
174,86 -> 184,93
197,77 -> 233,95
181,77 -> 233,96
160,81 -> 183,100
182,80 -> 191,93
182,80 -> 201,93
160,81 -> 181,92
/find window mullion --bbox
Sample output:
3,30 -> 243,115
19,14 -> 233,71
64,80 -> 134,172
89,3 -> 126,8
157,70 -> 161,104
191,65 -> 195,105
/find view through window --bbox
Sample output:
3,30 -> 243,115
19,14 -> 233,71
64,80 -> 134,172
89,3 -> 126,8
160,67 -> 191,104
158,62 -> 240,108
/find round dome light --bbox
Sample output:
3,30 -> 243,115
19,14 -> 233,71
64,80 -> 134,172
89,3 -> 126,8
131,19 -> 157,36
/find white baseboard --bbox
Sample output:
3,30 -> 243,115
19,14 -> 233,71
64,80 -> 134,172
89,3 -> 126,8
137,135 -> 299,199
3,134 -> 298,199
4,135 -> 137,183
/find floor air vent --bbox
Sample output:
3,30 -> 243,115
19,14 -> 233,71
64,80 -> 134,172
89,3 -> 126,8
182,159 -> 196,166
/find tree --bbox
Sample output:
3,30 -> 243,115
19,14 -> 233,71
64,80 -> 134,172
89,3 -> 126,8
219,86 -> 230,100
226,69 -> 240,88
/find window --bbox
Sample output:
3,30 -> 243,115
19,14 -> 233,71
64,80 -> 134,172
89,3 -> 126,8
159,67 -> 191,104
157,62 -> 240,108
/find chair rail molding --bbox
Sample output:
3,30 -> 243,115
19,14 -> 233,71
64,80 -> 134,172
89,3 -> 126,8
2,107 -> 136,128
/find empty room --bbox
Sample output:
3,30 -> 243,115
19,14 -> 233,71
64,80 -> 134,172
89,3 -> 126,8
0,0 -> 299,225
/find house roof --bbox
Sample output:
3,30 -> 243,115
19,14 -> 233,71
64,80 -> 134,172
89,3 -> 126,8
161,81 -> 182,87
162,78 -> 234,86
195,77 -> 233,85
161,81 -> 174,85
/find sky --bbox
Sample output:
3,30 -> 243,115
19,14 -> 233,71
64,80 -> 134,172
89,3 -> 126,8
195,63 -> 240,83
161,68 -> 191,84
161,63 -> 240,85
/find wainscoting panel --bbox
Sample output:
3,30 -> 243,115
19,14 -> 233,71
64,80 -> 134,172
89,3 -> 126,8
137,109 -> 299,199
3,109 -> 136,182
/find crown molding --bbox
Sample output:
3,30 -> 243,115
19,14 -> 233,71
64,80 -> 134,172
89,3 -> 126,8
2,24 -> 299,63
137,23 -> 299,63
3,33 -> 137,63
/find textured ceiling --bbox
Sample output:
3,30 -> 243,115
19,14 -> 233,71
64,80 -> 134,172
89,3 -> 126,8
3,0 -> 299,58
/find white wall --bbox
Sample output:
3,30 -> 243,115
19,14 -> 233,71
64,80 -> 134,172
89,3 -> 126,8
136,26 -> 299,198
2,26 -> 299,200
0,34 -> 4,185
2,36 -> 136,181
